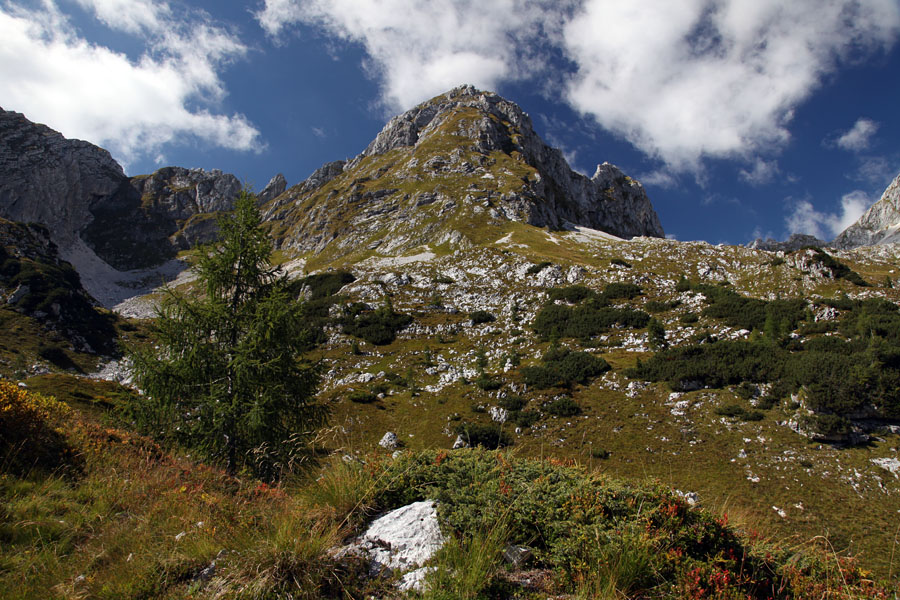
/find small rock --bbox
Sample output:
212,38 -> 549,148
379,432 -> 399,450
503,545 -> 533,568
452,435 -> 469,449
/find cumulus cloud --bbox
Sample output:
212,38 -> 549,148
257,1 -> 900,173
0,1 -> 261,167
739,159 -> 780,186
563,1 -> 900,172
639,169 -> 679,189
833,117 -> 879,151
255,0 -> 574,112
786,191 -> 870,240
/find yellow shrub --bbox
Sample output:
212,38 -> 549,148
0,380 -> 75,475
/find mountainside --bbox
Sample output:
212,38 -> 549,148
0,108 -> 251,274
832,172 -> 900,249
4,88 -> 900,593
264,85 -> 663,264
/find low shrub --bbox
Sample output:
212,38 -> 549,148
602,282 -> 643,300
522,348 -> 610,389
544,397 -> 581,417
498,395 -> 527,411
0,380 -> 77,475
548,285 -> 597,304
348,390 -> 377,404
453,423 -> 512,449
510,409 -> 540,428
474,375 -> 503,391
532,303 -> 650,339
470,310 -> 496,325
341,300 -> 413,345
526,261 -> 552,275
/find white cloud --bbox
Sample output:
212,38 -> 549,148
564,1 -> 900,172
739,158 -> 780,186
257,1 -> 900,174
0,1 -> 261,168
639,169 -> 678,189
834,118 -> 879,151
786,191 -> 870,240
255,0 -> 572,112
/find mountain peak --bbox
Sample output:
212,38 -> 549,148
268,86 -> 663,261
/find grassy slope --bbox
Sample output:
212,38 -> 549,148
2,376 -> 893,598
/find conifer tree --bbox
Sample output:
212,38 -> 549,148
130,190 -> 326,479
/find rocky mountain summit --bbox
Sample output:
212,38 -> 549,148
265,85 -> 663,260
832,172 -> 900,249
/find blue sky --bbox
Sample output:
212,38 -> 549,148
2,0 -> 900,244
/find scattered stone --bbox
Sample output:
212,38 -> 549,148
871,457 -> 900,479
379,432 -> 399,450
452,435 -> 469,449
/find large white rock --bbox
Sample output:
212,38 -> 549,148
359,500 -> 445,573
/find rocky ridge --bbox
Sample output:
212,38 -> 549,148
264,85 -> 663,260
832,172 -> 900,249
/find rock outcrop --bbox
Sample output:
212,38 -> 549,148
267,85 -> 663,258
0,107 -> 247,272
831,173 -> 900,249
747,233 -> 826,253
0,217 -> 117,354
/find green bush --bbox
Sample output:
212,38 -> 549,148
348,390 -> 377,404
544,396 -> 581,417
292,270 -> 355,300
470,310 -> 496,324
548,285 -> 597,303
602,282 -> 643,300
341,299 -> 413,345
610,258 -> 632,268
675,275 -> 692,292
532,303 -> 650,339
453,423 -> 512,449
474,375 -> 503,391
526,261 -> 552,275
510,409 -> 540,428
645,300 -> 678,313
522,348 -> 610,389
498,395 -> 527,411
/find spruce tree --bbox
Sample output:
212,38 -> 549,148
130,190 -> 326,479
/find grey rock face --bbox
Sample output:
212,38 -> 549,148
0,107 -> 125,251
747,233 -> 826,252
0,108 -> 243,271
258,173 -> 287,204
832,173 -> 900,249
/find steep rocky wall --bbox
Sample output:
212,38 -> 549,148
832,173 -> 900,249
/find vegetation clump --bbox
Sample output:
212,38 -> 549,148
521,345 -> 610,389
0,380 -> 77,475
453,423 -> 512,449
469,309 -> 495,324
340,297 -> 413,346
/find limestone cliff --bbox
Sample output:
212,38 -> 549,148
832,173 -> 900,249
0,108 -> 252,271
